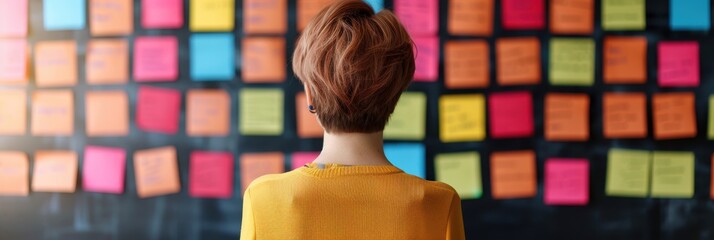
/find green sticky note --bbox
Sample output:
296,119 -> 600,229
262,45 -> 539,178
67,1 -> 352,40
239,88 -> 284,135
435,152 -> 482,199
651,151 -> 694,198
708,95 -> 714,139
602,0 -> 646,30
384,92 -> 426,140
606,149 -> 651,197
549,38 -> 595,86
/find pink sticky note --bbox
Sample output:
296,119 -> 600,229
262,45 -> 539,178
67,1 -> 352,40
489,91 -> 534,138
133,36 -> 178,82
413,36 -> 439,82
502,0 -> 544,30
189,151 -> 234,199
291,152 -> 319,170
0,39 -> 27,84
544,158 -> 589,206
82,146 -> 126,194
658,41 -> 699,87
142,0 -> 183,29
136,86 -> 181,134
394,0 -> 438,36
0,0 -> 28,37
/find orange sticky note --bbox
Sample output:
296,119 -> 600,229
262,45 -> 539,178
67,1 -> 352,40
448,0 -> 493,36
653,92 -> 696,140
0,90 -> 27,136
496,37 -> 541,86
0,39 -> 28,85
603,92 -> 647,138
240,152 -> 284,194
545,93 -> 589,141
86,39 -> 129,85
134,146 -> 180,198
297,0 -> 334,31
32,151 -> 78,193
85,90 -> 129,137
90,0 -> 133,36
445,40 -> 489,89
244,0 -> 287,34
31,90 -> 74,136
296,92 -> 323,138
604,36 -> 647,84
187,90 -> 230,136
242,37 -> 286,83
491,150 -> 537,199
0,151 -> 29,196
550,0 -> 594,34
34,41 -> 77,87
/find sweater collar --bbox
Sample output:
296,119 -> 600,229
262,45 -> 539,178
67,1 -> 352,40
298,162 -> 403,177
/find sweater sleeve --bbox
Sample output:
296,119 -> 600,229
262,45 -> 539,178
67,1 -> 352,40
240,189 -> 256,240
446,193 -> 466,240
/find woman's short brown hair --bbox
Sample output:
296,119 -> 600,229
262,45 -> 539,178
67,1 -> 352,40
292,0 -> 415,133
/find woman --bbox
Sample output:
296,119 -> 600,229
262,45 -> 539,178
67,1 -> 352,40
240,1 -> 465,239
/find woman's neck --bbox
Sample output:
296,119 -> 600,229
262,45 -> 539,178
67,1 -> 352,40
313,131 -> 393,166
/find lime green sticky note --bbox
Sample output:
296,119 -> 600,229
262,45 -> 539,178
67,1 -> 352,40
435,152 -> 482,199
606,149 -> 651,197
708,95 -> 714,139
549,38 -> 595,86
651,151 -> 694,198
239,88 -> 284,135
439,94 -> 486,142
384,92 -> 426,140
602,0 -> 646,30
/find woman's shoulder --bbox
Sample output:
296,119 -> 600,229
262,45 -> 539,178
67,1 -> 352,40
244,171 -> 299,194
395,172 -> 459,197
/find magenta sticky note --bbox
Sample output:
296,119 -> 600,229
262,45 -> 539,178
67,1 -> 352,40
133,36 -> 178,82
0,0 -> 28,37
544,158 -> 589,206
82,146 -> 126,194
658,41 -> 700,87
394,0 -> 438,36
291,152 -> 319,170
413,36 -> 439,82
489,91 -> 534,138
189,151 -> 234,199
136,86 -> 181,134
0,39 -> 27,83
142,0 -> 183,29
502,0 -> 544,30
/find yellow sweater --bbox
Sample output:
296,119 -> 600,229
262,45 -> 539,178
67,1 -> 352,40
240,163 -> 465,240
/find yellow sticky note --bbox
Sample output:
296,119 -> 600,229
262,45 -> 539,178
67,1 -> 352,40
549,38 -> 595,86
384,92 -> 426,140
0,90 -> 27,135
439,94 -> 485,142
190,0 -> 235,31
435,152 -> 482,199
651,151 -> 694,198
239,88 -> 284,136
606,149 -> 650,197
602,0 -> 646,30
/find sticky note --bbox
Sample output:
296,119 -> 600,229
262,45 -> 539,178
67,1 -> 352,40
395,0 -> 438,36
445,40 -> 489,89
651,151 -> 694,198
190,0 -> 234,31
134,146 -> 180,198
544,159 -> 589,205
137,86 -> 181,135
658,41 -> 699,87
653,92 -> 697,140
242,37 -> 286,83
413,36 -> 439,82
708,95 -> 714,140
85,90 -> 129,137
295,92 -> 323,138
32,151 -> 77,193
82,146 -> 126,194
190,34 -> 235,81
296,0 -> 334,31
134,36 -> 179,82
602,0 -> 645,30
291,152 -> 319,170
142,0 -> 183,29
44,0 -> 86,30
448,0 -> 493,36
239,88 -> 284,136
384,92 -> 426,140
502,0 -> 544,30
435,152 -> 482,199
496,37 -> 541,86
604,36 -> 647,84
384,144 -> 425,178
34,40 -> 77,87
0,90 -> 27,136
31,90 -> 74,136
0,39 -> 28,84
240,152 -> 284,194
545,93 -> 589,141
364,0 -> 383,12
90,0 -> 133,36
0,0 -> 27,37
243,0 -> 287,34
711,155 -> 714,199
549,38 -> 595,86
490,150 -> 537,199
670,0 -> 710,30
439,94 -> 485,142
189,151 -> 234,198
603,93 -> 647,138
0,152 -> 29,196
606,149 -> 650,197
489,91 -> 534,138
86,39 -> 129,85
550,0 -> 593,34
187,89 -> 230,136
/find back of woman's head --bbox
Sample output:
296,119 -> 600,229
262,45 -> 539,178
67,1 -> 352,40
292,0 -> 415,133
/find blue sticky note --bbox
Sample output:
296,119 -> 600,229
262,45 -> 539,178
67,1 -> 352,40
384,143 -> 425,178
671,0 -> 710,30
364,0 -> 383,12
43,0 -> 86,30
190,34 -> 236,81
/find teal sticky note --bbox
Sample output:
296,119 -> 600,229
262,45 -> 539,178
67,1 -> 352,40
190,34 -> 235,81
43,0 -> 86,30
671,0 -> 710,30
364,0 -> 383,12
384,144 -> 425,178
